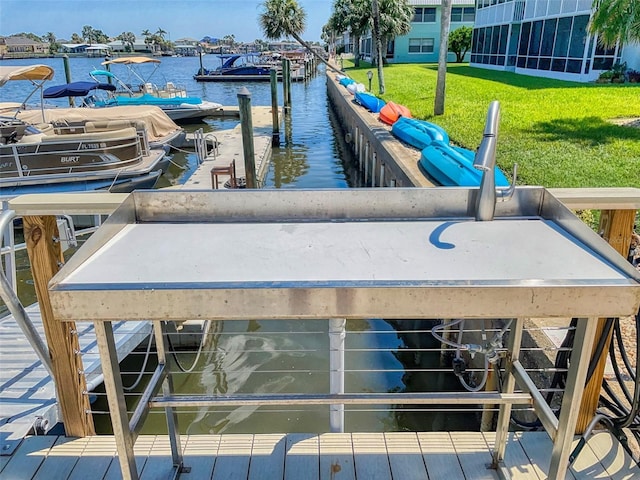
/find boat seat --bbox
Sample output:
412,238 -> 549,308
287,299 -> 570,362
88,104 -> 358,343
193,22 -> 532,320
40,127 -> 137,143
85,120 -> 136,132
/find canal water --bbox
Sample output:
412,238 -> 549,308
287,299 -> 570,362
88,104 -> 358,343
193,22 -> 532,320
2,56 -> 475,435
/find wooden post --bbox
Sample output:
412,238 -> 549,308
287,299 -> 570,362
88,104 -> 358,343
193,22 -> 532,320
62,55 -> 74,108
237,87 -> 257,189
281,58 -> 290,114
576,208 -> 637,433
270,69 -> 280,146
24,215 -> 95,437
285,59 -> 292,110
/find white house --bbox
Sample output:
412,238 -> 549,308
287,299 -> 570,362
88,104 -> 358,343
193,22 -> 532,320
470,0 -> 638,82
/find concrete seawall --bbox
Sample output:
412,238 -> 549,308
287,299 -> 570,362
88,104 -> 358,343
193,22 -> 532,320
326,72 -> 435,188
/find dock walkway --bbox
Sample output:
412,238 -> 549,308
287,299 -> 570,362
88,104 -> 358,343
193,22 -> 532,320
182,106 -> 277,190
2,431 -> 638,479
0,305 -> 150,454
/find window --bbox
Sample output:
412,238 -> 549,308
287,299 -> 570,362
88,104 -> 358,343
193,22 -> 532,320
452,7 -> 475,22
408,38 -> 434,53
413,7 -> 436,23
568,15 -> 589,58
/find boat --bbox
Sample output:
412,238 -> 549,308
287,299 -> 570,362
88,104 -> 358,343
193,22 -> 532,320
42,80 -> 116,102
194,54 -> 275,82
14,104 -> 186,150
391,116 -> 449,150
354,92 -> 386,113
0,64 -> 55,119
92,57 -> 222,122
0,116 -> 167,200
379,101 -> 411,125
419,141 -> 510,187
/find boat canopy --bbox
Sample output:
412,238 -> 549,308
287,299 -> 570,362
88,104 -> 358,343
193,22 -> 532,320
102,56 -> 161,66
0,65 -> 55,87
43,81 -> 116,98
90,70 -> 116,79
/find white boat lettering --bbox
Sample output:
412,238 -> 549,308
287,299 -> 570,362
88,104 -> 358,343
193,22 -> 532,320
61,156 -> 80,163
0,162 -> 13,169
81,142 -> 106,150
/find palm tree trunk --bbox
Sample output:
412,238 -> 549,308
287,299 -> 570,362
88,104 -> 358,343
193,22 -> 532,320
291,32 -> 344,75
434,0 -> 452,115
354,35 -> 361,68
372,0 -> 385,94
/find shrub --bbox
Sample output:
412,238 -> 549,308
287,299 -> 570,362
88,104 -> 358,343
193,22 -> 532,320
628,69 -> 640,83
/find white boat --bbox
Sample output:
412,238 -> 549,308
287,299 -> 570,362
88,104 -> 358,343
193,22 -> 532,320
91,57 -> 222,122
0,65 -> 168,200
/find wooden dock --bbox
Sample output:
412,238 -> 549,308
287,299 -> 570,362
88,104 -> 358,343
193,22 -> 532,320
1,431 -> 638,479
182,105 -> 277,190
0,305 -> 150,453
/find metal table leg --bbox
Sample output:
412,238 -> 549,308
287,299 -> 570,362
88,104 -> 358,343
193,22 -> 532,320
548,317 -> 598,480
492,317 -> 524,479
329,318 -> 346,433
94,321 -> 138,480
153,320 -> 184,478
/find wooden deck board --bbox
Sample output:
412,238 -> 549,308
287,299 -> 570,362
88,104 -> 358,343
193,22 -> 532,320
483,432 -> 541,480
514,431 -> 579,480
179,434 -> 219,480
418,431 -> 465,480
384,432 -> 428,480
450,431 -> 499,480
211,434 -> 253,480
32,436 -> 87,480
284,433 -> 319,480
67,435 -> 116,480
586,431 -> 640,480
248,433 -> 286,480
352,432 -> 392,480
0,435 -> 57,479
3,431 -> 638,479
319,433 -> 355,480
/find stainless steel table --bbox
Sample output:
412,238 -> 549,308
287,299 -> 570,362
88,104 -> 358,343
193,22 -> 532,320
50,188 -> 640,480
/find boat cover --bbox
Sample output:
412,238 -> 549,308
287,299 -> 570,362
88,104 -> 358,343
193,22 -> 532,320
16,105 -> 180,143
0,65 -> 55,86
102,56 -> 161,66
43,81 -> 116,98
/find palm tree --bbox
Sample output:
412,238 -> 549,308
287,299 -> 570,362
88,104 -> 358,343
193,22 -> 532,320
434,0 -> 452,116
141,29 -> 154,53
118,32 -> 136,53
589,0 -> 640,47
378,0 -> 413,59
259,0 -> 343,73
43,32 -> 56,44
155,28 -> 167,40
372,0 -> 385,93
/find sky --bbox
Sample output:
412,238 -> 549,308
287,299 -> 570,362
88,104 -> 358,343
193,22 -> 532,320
0,0 -> 332,43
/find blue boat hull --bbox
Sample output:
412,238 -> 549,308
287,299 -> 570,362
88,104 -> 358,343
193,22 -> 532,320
391,117 -> 450,150
354,92 -> 386,113
420,143 -> 510,187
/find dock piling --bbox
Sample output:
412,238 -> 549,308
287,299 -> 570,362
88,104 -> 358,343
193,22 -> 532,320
24,215 -> 94,437
270,69 -> 280,146
237,87 -> 257,189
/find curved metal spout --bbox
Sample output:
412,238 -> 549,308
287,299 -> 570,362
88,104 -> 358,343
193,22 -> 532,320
473,101 -> 500,221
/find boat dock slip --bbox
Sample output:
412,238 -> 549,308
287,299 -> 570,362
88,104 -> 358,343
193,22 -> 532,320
182,105 -> 277,189
2,431 -> 639,479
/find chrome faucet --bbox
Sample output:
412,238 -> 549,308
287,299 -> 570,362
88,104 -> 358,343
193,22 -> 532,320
473,101 -> 517,221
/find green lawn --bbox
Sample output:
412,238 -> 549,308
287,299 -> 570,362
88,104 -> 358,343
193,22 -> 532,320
343,62 -> 640,188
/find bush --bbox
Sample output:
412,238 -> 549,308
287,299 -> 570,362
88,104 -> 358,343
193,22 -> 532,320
628,69 -> 640,83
